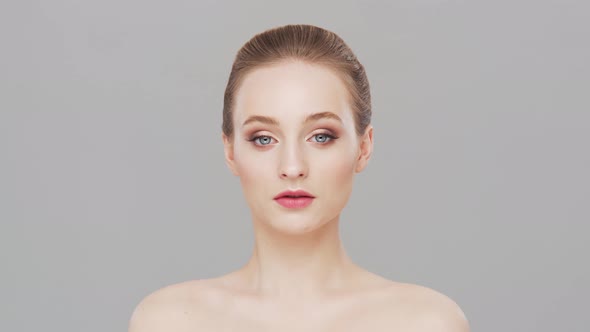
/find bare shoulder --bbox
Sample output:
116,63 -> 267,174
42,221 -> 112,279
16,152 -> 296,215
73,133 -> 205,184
382,281 -> 470,332
127,279 -> 211,332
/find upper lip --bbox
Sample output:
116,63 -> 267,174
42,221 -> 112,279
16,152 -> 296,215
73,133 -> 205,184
274,189 -> 315,199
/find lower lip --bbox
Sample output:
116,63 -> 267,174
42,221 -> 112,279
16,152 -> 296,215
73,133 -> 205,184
274,197 -> 314,208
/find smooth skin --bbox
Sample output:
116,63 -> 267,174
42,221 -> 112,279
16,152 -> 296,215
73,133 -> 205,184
128,60 -> 470,332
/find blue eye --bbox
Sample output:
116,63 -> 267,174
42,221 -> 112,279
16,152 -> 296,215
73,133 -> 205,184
248,133 -> 338,147
311,133 -> 336,144
250,135 -> 274,146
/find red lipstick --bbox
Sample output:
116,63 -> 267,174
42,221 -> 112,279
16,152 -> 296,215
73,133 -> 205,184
274,189 -> 315,209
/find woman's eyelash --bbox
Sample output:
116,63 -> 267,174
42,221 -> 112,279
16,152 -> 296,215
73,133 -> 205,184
248,135 -> 275,146
247,133 -> 339,146
310,133 -> 338,143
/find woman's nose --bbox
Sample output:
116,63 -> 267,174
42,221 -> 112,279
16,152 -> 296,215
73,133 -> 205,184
279,144 -> 308,179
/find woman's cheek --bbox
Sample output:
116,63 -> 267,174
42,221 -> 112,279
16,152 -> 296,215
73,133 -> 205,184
236,151 -> 274,187
330,163 -> 354,191
319,149 -> 356,201
318,146 -> 356,178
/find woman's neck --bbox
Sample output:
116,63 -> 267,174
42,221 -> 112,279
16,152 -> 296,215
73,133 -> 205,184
236,214 -> 362,301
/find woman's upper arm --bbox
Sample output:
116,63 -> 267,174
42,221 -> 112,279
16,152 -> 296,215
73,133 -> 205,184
128,291 -> 172,332
391,284 -> 470,332
413,287 -> 471,332
128,285 -> 200,332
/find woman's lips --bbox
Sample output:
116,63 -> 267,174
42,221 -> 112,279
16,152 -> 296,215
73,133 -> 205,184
274,196 -> 314,208
273,189 -> 315,208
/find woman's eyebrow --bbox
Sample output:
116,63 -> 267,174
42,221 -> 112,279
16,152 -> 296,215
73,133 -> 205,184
242,111 -> 343,128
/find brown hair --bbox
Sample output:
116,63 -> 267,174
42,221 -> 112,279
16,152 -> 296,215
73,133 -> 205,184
222,24 -> 372,140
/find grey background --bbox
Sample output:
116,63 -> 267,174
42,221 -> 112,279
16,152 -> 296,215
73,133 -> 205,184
1,0 -> 588,331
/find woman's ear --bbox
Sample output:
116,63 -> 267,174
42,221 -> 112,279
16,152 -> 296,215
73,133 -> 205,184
222,133 -> 239,176
355,125 -> 373,173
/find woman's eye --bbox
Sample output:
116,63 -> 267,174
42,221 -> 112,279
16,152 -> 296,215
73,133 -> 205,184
249,133 -> 337,147
251,135 -> 274,146
311,133 -> 336,144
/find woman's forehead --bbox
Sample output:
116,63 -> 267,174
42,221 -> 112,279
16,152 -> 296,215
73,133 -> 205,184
234,62 -> 353,125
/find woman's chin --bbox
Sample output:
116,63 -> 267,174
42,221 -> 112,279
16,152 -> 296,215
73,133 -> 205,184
255,212 -> 338,235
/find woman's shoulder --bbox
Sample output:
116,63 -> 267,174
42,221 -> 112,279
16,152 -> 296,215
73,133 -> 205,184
380,280 -> 470,331
127,279 -> 213,332
128,278 -> 469,332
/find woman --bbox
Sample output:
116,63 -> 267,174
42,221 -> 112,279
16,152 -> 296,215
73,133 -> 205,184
129,24 -> 470,332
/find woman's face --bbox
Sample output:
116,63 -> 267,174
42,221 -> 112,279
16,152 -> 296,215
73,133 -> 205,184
222,60 -> 373,233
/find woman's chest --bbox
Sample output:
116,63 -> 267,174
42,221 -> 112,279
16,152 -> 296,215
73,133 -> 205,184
192,312 -> 399,332
188,294 -> 406,332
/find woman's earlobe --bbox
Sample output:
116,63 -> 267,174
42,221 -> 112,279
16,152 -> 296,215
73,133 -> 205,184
355,126 -> 373,173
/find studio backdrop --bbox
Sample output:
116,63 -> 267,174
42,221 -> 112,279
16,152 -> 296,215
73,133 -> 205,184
1,1 -> 588,331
